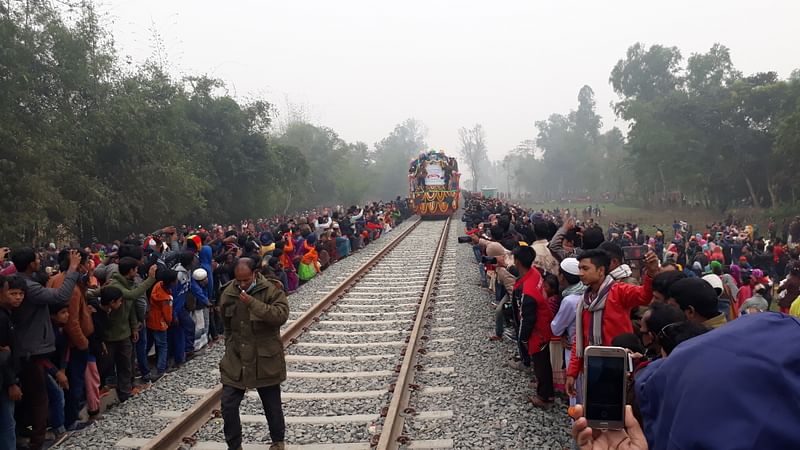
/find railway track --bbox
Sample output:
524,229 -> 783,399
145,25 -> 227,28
121,217 -> 457,450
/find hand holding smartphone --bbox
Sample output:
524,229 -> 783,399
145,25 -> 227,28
570,403 -> 647,450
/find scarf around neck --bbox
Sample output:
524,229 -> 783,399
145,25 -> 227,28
562,282 -> 586,297
610,264 -> 633,281
575,275 -> 615,358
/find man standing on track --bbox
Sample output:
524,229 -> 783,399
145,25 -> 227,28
219,257 -> 289,450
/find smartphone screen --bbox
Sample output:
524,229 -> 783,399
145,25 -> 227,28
585,353 -> 626,425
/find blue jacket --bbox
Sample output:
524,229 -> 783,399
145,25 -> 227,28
199,245 -> 215,302
635,313 -> 800,450
190,278 -> 209,308
171,264 -> 190,317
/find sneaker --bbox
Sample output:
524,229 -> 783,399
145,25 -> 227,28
48,426 -> 67,441
152,372 -> 166,382
506,360 -> 531,372
66,421 -> 92,432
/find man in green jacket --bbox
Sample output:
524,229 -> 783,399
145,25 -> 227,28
219,257 -> 289,450
105,257 -> 156,401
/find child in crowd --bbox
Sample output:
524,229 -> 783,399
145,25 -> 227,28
85,286 -> 123,419
0,275 -> 25,449
43,303 -> 70,440
147,270 -> 176,381
543,273 -> 565,394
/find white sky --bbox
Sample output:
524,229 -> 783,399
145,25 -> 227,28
97,0 -> 800,160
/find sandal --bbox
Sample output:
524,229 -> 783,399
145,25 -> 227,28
528,395 -> 553,409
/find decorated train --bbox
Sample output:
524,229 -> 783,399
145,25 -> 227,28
408,150 -> 460,218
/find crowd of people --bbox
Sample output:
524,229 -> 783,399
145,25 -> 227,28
0,200 -> 409,450
462,194 -> 800,449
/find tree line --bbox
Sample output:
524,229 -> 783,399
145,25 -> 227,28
499,43 -> 800,211
0,2 -> 426,245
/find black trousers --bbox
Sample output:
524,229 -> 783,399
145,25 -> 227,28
208,306 -> 223,339
221,384 -> 285,449
531,345 -> 555,401
17,357 -> 49,450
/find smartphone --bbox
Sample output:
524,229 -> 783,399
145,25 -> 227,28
622,245 -> 648,260
582,346 -> 628,430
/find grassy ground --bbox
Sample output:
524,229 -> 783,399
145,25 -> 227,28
524,202 -> 740,237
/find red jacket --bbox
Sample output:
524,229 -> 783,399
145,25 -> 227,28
515,268 -> 552,355
567,276 -> 653,378
774,245 -> 784,264
147,282 -> 173,332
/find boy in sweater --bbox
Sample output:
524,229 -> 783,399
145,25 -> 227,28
105,258 -> 156,401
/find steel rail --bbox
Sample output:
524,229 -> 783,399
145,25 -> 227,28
141,218 -> 424,450
376,217 -> 450,449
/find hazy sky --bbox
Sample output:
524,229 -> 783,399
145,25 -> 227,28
98,0 -> 799,161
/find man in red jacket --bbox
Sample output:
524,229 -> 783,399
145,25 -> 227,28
513,246 -> 554,408
565,249 -> 659,398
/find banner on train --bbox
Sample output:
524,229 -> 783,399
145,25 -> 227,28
425,162 -> 445,186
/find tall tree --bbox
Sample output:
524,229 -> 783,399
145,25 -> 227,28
372,119 -> 428,199
458,124 -> 489,191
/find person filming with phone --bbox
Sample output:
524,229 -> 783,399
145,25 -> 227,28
565,249 -> 660,399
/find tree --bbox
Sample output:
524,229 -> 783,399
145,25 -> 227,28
609,42 -> 800,209
610,43 -> 683,118
372,119 -> 428,199
458,124 -> 489,191
685,43 -> 740,93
